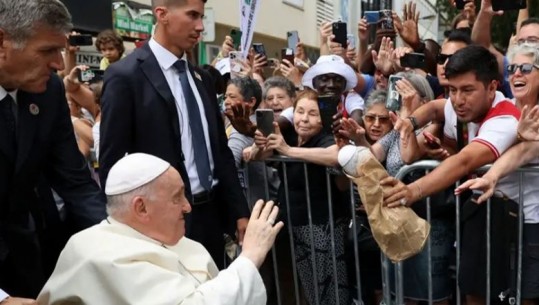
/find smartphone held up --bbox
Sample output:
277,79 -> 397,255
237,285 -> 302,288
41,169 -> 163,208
332,21 -> 348,47
256,109 -> 275,136
77,68 -> 104,84
317,95 -> 340,135
386,75 -> 402,112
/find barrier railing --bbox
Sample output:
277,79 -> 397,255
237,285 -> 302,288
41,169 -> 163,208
243,156 -> 539,305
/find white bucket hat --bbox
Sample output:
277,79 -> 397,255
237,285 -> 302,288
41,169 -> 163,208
302,55 -> 358,91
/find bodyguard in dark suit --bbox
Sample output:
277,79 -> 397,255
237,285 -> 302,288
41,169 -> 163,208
99,0 -> 250,269
0,0 -> 106,302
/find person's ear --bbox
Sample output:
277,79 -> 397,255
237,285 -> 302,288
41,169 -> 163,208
0,29 -> 7,58
132,196 -> 150,222
154,6 -> 168,25
247,96 -> 256,107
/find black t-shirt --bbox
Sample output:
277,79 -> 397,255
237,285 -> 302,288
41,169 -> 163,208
276,129 -> 349,226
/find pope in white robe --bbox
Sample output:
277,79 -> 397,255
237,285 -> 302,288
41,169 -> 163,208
37,153 -> 283,305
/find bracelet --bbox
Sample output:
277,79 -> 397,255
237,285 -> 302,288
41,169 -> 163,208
517,131 -> 539,142
407,116 -> 419,131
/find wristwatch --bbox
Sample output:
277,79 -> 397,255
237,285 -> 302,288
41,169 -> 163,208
407,116 -> 419,131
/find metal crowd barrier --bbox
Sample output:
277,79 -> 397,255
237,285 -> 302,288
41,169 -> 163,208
242,156 -> 539,305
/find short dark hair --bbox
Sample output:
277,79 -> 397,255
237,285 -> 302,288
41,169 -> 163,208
228,77 -> 263,110
151,0 -> 207,8
95,29 -> 125,56
445,29 -> 472,45
445,45 -> 499,86
521,17 -> 539,29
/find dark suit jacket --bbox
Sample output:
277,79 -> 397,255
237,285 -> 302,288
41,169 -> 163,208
99,43 -> 249,234
0,74 -> 106,297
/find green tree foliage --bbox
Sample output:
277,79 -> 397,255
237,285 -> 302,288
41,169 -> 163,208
435,0 -> 538,51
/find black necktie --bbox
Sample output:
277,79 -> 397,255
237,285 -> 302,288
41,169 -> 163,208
173,60 -> 212,191
1,94 -> 16,153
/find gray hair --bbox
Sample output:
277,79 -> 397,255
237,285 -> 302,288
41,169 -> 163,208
365,90 -> 388,110
263,76 -> 296,100
507,43 -> 539,67
106,179 -> 157,218
0,0 -> 72,48
395,71 -> 435,102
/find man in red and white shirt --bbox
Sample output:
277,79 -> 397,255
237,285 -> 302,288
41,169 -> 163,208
384,45 -> 520,305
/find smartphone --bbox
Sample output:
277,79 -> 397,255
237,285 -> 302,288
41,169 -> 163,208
317,95 -> 340,135
386,75 -> 402,112
68,34 -> 93,46
423,132 -> 441,149
252,43 -> 268,66
229,51 -> 245,80
230,28 -> 242,50
252,43 -> 266,57
347,34 -> 356,49
492,0 -> 526,11
287,30 -> 299,50
364,11 -> 380,24
77,69 -> 104,83
256,109 -> 275,136
400,53 -> 426,69
281,48 -> 294,64
379,10 -> 393,30
455,0 -> 466,9
332,21 -> 348,47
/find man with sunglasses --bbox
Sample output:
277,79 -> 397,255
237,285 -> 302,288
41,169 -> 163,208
385,45 -> 521,305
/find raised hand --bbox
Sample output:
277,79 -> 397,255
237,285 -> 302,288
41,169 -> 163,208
266,123 -> 290,154
280,59 -> 302,85
339,117 -> 368,146
240,200 -> 284,268
395,78 -> 420,116
517,105 -> 539,141
479,0 -> 504,16
221,35 -> 235,57
319,21 -> 334,44
396,2 -> 420,49
358,17 -> 369,42
226,103 -> 256,137
295,41 -> 307,62
371,36 -> 395,75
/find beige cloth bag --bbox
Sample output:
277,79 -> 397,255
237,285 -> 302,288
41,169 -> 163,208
346,148 -> 430,262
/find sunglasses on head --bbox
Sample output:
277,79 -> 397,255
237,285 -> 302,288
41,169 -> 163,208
507,63 -> 539,75
363,114 -> 391,124
436,53 -> 453,65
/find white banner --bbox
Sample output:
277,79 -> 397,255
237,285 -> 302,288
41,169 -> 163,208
239,0 -> 261,57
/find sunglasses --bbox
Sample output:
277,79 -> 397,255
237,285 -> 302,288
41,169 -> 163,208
364,114 -> 391,124
436,53 -> 453,65
507,63 -> 539,75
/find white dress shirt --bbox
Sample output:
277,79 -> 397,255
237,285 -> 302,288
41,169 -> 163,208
148,39 -> 217,194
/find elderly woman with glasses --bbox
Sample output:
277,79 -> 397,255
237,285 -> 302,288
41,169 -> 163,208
361,90 -> 393,144
456,43 -> 539,304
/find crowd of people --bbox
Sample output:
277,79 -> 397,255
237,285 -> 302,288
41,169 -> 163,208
0,0 -> 538,304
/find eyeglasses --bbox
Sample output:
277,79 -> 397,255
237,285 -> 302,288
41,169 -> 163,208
436,53 -> 453,65
363,114 -> 391,124
507,63 -> 539,75
517,37 -> 539,45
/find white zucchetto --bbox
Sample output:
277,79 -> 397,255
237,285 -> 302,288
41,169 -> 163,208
105,153 -> 170,195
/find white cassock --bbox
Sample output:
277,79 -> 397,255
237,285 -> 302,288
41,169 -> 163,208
37,218 -> 266,305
